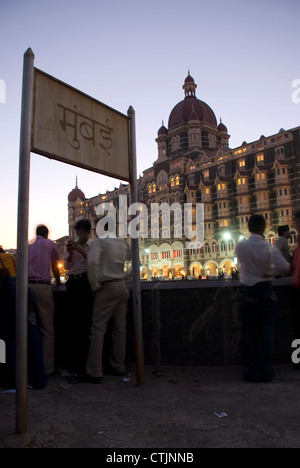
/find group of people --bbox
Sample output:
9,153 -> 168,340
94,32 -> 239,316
0,218 -> 131,388
235,212 -> 300,382
1,210 -> 300,388
62,218 -> 131,384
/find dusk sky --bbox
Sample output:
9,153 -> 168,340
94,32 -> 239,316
1,0 -> 299,249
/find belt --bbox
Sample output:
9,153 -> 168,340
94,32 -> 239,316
101,278 -> 124,284
68,272 -> 87,280
29,280 -> 50,285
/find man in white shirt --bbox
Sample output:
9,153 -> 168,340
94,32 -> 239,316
235,214 -> 290,383
63,219 -> 94,376
83,219 -> 131,384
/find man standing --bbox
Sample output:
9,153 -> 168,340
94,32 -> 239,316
292,211 -> 300,288
63,219 -> 94,375
84,219 -> 131,384
291,210 -> 300,367
28,224 -> 61,376
235,215 -> 290,383
275,225 -> 291,264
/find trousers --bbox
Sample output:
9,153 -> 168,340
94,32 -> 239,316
86,280 -> 129,378
240,281 -> 277,380
28,283 -> 55,375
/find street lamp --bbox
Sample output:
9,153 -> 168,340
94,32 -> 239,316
222,231 -> 231,241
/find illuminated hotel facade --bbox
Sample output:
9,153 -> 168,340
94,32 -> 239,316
67,74 -> 300,279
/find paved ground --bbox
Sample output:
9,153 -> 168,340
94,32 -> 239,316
1,364 -> 300,449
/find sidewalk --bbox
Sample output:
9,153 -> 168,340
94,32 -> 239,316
1,364 -> 300,448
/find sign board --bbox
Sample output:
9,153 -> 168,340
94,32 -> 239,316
31,68 -> 131,181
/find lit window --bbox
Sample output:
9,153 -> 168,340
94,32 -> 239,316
175,176 -> 180,186
239,160 -> 245,167
257,154 -> 264,162
170,177 -> 174,187
153,183 -> 156,193
162,251 -> 171,259
173,249 -> 182,258
205,188 -> 210,195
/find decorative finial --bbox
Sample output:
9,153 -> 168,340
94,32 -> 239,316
220,117 -> 222,123
75,175 -> 78,188
162,119 -> 164,126
188,69 -> 190,75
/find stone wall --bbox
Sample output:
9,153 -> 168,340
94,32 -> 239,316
53,278 -> 297,370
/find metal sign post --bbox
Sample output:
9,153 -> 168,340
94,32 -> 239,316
128,106 -> 144,386
15,48 -> 35,434
15,50 -> 144,433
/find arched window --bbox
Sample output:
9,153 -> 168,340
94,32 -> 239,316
157,170 -> 168,190
220,241 -> 227,252
276,147 -> 284,159
175,176 -> 180,186
170,177 -> 175,187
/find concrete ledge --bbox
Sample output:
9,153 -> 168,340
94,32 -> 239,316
53,278 -> 297,368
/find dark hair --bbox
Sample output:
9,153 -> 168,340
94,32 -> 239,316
278,225 -> 290,236
36,225 -> 49,237
295,210 -> 300,220
248,214 -> 266,234
74,219 -> 91,232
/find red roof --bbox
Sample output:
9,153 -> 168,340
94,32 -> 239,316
168,96 -> 217,128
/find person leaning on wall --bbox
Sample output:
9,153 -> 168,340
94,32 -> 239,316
235,214 -> 290,383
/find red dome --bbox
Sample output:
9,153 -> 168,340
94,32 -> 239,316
188,108 -> 199,121
68,185 -> 85,202
218,122 -> 227,133
184,74 -> 195,84
168,96 -> 217,129
158,124 -> 168,135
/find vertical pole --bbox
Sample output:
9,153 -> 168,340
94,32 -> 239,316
127,105 -> 144,386
151,284 -> 160,375
15,48 -> 34,434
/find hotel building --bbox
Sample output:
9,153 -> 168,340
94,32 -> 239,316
67,74 -> 300,279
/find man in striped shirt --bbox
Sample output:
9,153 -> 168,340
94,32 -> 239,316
28,225 -> 61,375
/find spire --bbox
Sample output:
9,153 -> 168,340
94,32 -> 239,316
183,73 -> 197,97
75,175 -> 78,188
